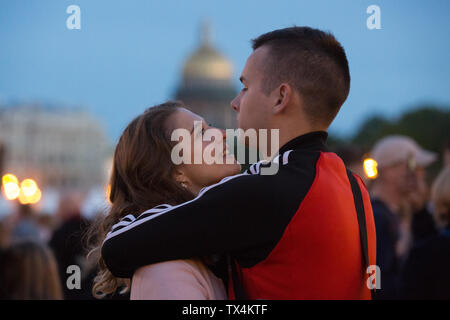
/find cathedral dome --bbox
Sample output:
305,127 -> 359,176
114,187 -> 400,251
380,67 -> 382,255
182,22 -> 233,83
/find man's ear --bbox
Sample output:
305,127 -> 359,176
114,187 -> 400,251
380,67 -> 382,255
272,83 -> 292,114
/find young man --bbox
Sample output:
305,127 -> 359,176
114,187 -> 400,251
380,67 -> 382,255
101,26 -> 376,299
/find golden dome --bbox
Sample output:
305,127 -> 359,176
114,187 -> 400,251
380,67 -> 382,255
182,22 -> 233,82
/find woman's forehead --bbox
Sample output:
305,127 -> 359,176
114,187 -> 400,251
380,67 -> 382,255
172,108 -> 204,130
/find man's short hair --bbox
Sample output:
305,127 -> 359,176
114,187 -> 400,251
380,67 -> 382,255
252,26 -> 350,127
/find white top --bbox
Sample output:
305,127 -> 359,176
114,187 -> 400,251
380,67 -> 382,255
130,259 -> 227,300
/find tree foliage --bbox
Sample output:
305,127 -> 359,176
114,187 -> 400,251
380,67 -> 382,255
351,106 -> 450,154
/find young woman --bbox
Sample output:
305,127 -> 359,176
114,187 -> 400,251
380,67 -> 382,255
88,101 -> 241,299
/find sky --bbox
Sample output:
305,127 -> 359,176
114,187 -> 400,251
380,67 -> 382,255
0,0 -> 449,144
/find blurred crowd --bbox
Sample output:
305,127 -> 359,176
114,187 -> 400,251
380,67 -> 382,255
0,192 -> 103,300
337,136 -> 450,299
0,135 -> 449,300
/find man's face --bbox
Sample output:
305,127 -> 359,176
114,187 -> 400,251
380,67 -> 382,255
230,46 -> 274,132
381,161 -> 419,195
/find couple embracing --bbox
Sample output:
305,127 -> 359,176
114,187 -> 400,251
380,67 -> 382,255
89,26 -> 377,300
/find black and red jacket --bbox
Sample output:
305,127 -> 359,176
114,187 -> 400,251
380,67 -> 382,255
101,131 -> 376,299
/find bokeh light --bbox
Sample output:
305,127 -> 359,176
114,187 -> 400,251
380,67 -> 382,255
363,158 -> 378,179
2,173 -> 19,186
21,179 -> 38,197
2,182 -> 21,200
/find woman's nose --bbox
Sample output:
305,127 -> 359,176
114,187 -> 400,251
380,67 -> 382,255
230,96 -> 240,112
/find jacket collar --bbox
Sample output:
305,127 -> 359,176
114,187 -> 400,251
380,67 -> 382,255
278,131 -> 328,154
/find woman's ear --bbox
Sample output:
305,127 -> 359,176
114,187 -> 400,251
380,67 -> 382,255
173,167 -> 190,188
272,83 -> 291,114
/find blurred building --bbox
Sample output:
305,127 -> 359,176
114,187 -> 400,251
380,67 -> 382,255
175,22 -> 237,129
0,104 -> 109,190
0,141 -> 5,176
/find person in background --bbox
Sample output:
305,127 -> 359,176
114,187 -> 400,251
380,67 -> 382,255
369,135 -> 437,299
48,192 -> 96,299
36,213 -> 57,244
399,166 -> 450,299
0,240 -> 63,299
443,140 -> 450,168
335,144 -> 367,184
0,220 -> 9,249
9,204 -> 41,243
408,162 -> 438,245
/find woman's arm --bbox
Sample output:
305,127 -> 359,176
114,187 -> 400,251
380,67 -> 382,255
131,260 -> 212,300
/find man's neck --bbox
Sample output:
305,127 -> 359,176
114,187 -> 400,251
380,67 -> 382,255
276,128 -> 325,153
